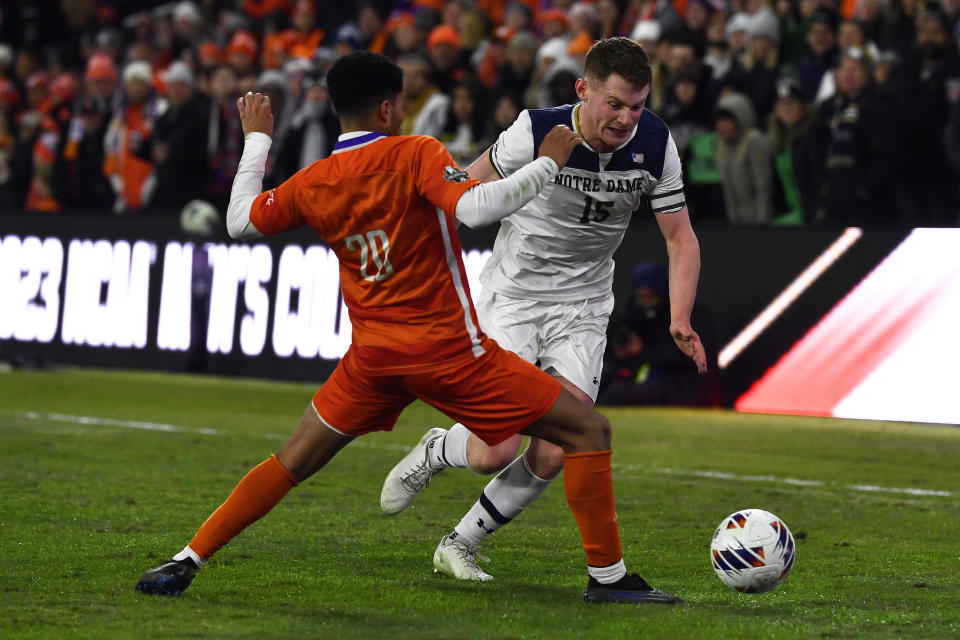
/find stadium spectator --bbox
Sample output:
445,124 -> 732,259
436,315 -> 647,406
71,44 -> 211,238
569,1 -> 601,40
0,44 -> 12,79
287,0 -> 326,60
171,1 -> 207,58
815,18 -> 884,101
261,12 -> 295,71
332,22 -> 364,59
272,70 -> 339,179
883,0 -> 923,55
84,54 -> 119,106
839,18 -> 881,61
597,0 -> 625,38
23,73 -> 76,212
633,21 -> 670,111
715,90 -> 774,224
663,61 -> 713,150
491,91 -> 523,135
426,24 -> 467,93
493,30 -> 539,106
538,54 -> 583,107
355,3 -> 385,51
946,96 -> 960,224
51,95 -> 113,211
890,10 -> 960,226
380,13 -> 424,60
724,12 -> 751,58
205,65 -> 245,213
227,30 -> 259,76
539,8 -> 572,41
104,61 -> 168,214
631,19 -> 662,57
777,0 -> 809,66
254,70 -> 293,186
0,111 -> 14,208
798,9 -> 841,101
150,62 -> 211,213
457,6 -> 489,56
438,77 -> 491,167
504,2 -> 535,32
804,47 -> 899,225
675,0 -> 713,53
702,12 -> 734,81
397,55 -> 449,138
726,9 -> 780,122
768,78 -> 815,225
599,262 -> 720,406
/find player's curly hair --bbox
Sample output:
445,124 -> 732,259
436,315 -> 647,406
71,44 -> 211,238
583,37 -> 652,89
327,51 -> 404,117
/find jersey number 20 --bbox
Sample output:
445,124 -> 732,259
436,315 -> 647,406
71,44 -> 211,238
345,230 -> 395,282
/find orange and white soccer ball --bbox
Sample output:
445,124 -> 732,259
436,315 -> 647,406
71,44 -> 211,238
710,509 -> 796,593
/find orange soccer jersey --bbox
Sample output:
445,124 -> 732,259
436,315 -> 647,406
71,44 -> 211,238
248,132 -> 490,374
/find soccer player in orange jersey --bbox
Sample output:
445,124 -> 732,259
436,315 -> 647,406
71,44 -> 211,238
135,51 -> 680,604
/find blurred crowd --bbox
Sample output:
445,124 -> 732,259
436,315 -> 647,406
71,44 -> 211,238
1,0 -> 958,226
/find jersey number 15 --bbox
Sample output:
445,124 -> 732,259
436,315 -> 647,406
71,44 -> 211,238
580,196 -> 612,224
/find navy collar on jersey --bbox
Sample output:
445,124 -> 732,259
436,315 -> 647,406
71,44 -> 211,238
571,103 -> 639,154
332,131 -> 388,154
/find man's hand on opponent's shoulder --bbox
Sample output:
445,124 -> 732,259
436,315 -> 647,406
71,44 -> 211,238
238,91 -> 275,138
538,125 -> 582,169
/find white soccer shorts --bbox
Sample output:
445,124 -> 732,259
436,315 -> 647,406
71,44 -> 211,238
475,288 -> 614,402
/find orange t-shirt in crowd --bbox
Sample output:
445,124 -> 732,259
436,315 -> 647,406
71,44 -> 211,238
248,132 -> 489,375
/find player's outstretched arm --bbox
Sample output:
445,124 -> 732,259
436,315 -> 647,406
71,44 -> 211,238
656,206 -> 707,373
455,125 -> 581,228
226,92 -> 275,240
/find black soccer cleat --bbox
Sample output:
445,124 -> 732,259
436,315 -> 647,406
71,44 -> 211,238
136,558 -> 199,596
583,573 -> 684,604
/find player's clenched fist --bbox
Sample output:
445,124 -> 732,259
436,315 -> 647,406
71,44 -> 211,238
538,124 -> 583,169
237,91 -> 275,137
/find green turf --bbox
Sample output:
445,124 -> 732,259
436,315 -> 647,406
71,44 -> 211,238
1,367 -> 958,639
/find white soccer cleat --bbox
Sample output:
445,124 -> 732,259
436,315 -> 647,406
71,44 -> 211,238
433,534 -> 493,582
380,427 -> 447,515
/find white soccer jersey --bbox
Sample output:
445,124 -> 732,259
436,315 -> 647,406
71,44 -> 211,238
480,104 -> 685,301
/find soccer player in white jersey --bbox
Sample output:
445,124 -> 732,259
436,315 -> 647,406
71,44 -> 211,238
381,37 -> 707,583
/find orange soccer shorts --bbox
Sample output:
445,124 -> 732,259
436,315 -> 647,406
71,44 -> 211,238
311,342 -> 562,445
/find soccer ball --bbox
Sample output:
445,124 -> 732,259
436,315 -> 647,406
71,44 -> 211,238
710,509 -> 796,593
179,199 -> 221,237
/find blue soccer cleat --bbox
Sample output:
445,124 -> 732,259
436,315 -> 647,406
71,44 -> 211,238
136,558 -> 199,596
583,573 -> 683,604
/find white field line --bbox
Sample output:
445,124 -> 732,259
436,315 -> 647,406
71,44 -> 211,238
10,411 -> 955,499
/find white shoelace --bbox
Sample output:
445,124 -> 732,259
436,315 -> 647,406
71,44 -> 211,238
400,438 -> 442,493
452,539 -> 490,565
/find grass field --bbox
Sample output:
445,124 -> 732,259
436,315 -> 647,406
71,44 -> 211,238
1,367 -> 958,639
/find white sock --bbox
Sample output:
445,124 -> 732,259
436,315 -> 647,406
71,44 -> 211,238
452,452 -> 554,546
425,433 -> 447,470
588,559 -> 627,584
173,545 -> 205,569
437,423 -> 471,468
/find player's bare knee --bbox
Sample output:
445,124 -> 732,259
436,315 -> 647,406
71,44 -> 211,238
527,447 -> 564,479
475,447 -> 516,474
583,410 -> 611,451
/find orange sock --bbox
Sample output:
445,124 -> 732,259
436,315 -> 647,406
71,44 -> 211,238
188,454 -> 298,560
563,450 -> 623,568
